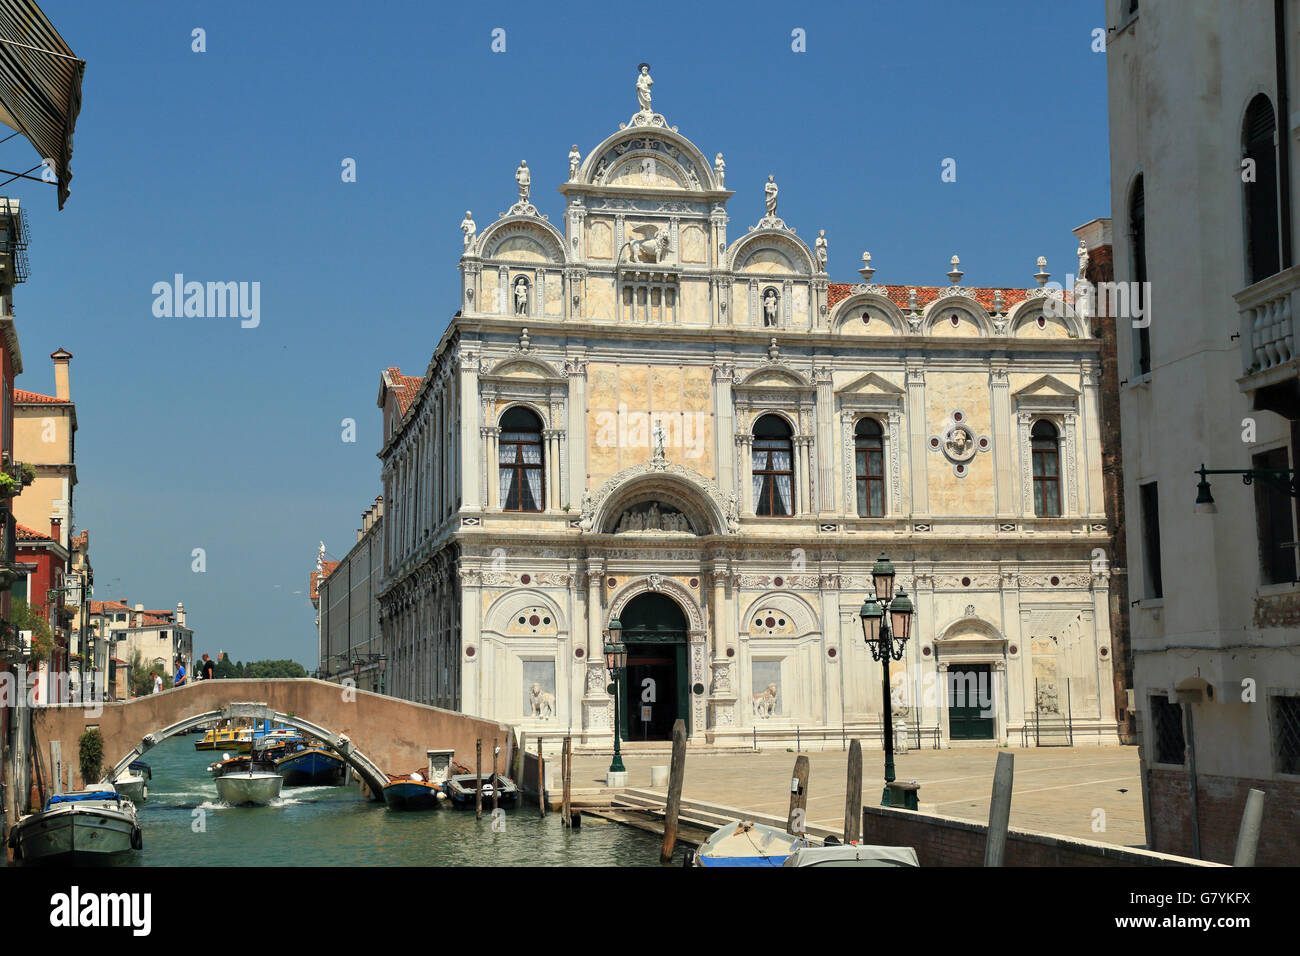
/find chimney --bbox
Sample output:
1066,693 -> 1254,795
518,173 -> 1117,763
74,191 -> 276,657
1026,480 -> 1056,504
50,348 -> 72,401
50,515 -> 61,541
176,602 -> 186,627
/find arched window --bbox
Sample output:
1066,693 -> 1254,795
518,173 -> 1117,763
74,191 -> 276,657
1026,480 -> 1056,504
752,414 -> 794,516
1130,176 -> 1151,375
854,418 -> 886,517
1031,420 -> 1062,517
499,406 -> 544,512
1243,94 -> 1281,285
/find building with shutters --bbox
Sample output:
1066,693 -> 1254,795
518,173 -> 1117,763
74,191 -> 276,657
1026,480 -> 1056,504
1104,0 -> 1300,864
371,67 -> 1127,751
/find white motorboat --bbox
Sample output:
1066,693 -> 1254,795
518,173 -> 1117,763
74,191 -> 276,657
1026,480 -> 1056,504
214,771 -> 283,806
113,760 -> 151,805
6,789 -> 141,863
781,844 -> 920,867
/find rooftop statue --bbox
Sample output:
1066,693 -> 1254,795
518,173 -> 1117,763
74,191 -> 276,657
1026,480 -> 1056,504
636,63 -> 653,113
765,175 -> 779,218
515,160 -> 531,203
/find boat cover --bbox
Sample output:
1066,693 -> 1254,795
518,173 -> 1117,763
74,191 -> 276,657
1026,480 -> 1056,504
46,791 -> 118,808
782,845 -> 920,867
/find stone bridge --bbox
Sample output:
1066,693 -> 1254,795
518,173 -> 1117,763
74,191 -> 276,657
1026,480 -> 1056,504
31,679 -> 515,800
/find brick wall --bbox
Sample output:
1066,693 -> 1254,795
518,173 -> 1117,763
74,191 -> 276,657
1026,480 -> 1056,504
861,804 -> 1218,867
1148,768 -> 1299,865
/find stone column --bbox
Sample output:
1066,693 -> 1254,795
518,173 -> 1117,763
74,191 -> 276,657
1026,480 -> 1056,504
814,366 -> 836,515
1091,573 -> 1118,728
990,364 -> 1015,518
483,426 -> 501,509
1064,411 -> 1080,516
565,358 -> 588,510
999,572 -> 1027,725
583,561 -> 611,739
707,561 -> 737,730
544,429 -> 562,510
906,367 -> 929,514
1081,364 -> 1105,517
713,363 -> 736,507
458,349 -> 481,513
795,436 -> 812,514
736,434 -> 754,514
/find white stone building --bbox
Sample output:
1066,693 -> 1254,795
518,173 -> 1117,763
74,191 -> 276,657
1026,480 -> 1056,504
1104,0 -> 1300,864
374,69 -> 1125,751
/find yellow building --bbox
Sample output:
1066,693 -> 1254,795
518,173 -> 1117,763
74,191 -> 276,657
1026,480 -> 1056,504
376,69 -> 1121,751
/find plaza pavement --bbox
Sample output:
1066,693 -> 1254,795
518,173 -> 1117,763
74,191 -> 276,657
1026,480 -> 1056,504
569,745 -> 1145,847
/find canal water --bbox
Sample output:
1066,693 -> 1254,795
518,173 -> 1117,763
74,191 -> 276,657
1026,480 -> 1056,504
113,734 -> 671,866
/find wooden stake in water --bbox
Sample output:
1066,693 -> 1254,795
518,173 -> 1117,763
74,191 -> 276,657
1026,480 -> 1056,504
561,736 -> 572,828
787,754 -> 810,838
1233,788 -> 1265,867
844,739 -> 862,844
537,742 -> 545,818
492,738 -> 499,815
475,738 -> 483,820
984,751 -> 1014,866
660,719 -> 687,863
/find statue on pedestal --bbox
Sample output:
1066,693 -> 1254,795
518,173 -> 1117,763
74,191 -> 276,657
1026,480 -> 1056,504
636,63 -> 654,113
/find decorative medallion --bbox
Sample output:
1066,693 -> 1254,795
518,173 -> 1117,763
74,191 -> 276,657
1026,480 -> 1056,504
927,409 -> 991,477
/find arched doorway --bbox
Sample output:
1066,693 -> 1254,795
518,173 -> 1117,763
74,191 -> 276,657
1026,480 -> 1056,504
618,593 -> 689,741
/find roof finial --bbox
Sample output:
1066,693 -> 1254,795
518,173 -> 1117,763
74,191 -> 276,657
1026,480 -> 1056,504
947,254 -> 963,285
1034,255 -> 1050,287
859,251 -> 875,283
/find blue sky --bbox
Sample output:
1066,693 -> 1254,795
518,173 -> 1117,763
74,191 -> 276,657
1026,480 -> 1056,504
12,1 -> 1109,667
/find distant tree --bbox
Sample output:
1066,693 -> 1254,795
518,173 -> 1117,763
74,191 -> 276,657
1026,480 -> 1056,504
213,654 -> 239,679
243,659 -> 307,679
10,599 -> 53,665
127,651 -> 153,697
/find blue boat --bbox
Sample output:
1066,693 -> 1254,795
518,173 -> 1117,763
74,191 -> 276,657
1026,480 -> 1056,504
275,746 -> 346,787
382,773 -> 444,810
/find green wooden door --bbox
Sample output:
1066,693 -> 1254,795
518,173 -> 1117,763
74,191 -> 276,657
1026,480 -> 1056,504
617,593 -> 689,740
947,664 -> 995,740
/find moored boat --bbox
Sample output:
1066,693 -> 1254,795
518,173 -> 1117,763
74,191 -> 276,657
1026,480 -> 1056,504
5,789 -> 142,863
444,772 -> 520,810
690,820 -> 807,867
382,772 -> 444,810
277,746 -> 346,787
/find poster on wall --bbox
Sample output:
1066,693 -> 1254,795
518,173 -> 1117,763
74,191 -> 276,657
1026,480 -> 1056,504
523,660 -> 557,719
751,660 -> 781,718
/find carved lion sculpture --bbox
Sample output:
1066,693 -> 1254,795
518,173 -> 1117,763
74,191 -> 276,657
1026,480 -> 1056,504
752,682 -> 779,717
626,229 -> 670,264
530,682 -> 555,719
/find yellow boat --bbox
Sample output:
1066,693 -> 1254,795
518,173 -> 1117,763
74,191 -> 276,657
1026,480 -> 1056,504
194,727 -> 252,752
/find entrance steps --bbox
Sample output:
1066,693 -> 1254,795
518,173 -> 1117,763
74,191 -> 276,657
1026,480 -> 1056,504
571,740 -> 754,757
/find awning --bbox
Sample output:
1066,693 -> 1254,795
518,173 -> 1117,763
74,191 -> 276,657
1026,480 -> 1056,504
0,0 -> 84,209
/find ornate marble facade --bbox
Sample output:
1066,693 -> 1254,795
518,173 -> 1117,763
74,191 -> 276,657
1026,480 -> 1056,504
374,68 -> 1121,749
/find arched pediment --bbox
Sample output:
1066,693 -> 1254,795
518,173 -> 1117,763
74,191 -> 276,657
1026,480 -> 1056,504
582,461 -> 737,535
728,230 -> 815,275
580,126 -> 718,191
936,615 -> 1005,644
477,216 -> 567,265
922,295 -> 994,337
607,576 -> 706,633
1005,298 -> 1088,339
830,293 -> 907,336
483,588 -> 567,636
742,592 -> 821,639
739,365 -> 809,388
482,356 -> 566,382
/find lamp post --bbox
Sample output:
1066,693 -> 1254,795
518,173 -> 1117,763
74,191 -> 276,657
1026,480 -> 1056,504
859,552 -> 914,806
603,618 -> 627,775
377,654 -> 387,696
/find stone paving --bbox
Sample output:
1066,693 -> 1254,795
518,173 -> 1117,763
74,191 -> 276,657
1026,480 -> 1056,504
569,745 -> 1145,847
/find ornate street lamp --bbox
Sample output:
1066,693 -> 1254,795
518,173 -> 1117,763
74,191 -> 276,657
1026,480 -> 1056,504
376,654 -> 388,695
603,618 -> 627,775
352,658 -> 362,683
860,552 -> 915,806
1194,462 -> 1298,515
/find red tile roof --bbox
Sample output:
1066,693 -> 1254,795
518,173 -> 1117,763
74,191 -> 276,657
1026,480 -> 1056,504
385,368 -> 423,415
309,561 -> 342,602
14,388 -> 70,405
827,282 -> 1032,312
14,523 -> 53,543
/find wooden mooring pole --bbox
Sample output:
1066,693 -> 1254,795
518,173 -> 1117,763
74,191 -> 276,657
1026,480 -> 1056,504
1233,788 -> 1266,867
561,736 -> 572,827
475,738 -> 483,820
843,739 -> 862,844
984,751 -> 1014,866
492,737 -> 499,816
787,754 -> 810,838
537,739 -> 545,817
659,719 -> 687,863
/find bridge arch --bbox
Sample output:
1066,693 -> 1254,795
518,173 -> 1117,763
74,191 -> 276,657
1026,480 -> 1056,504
105,702 -> 392,799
